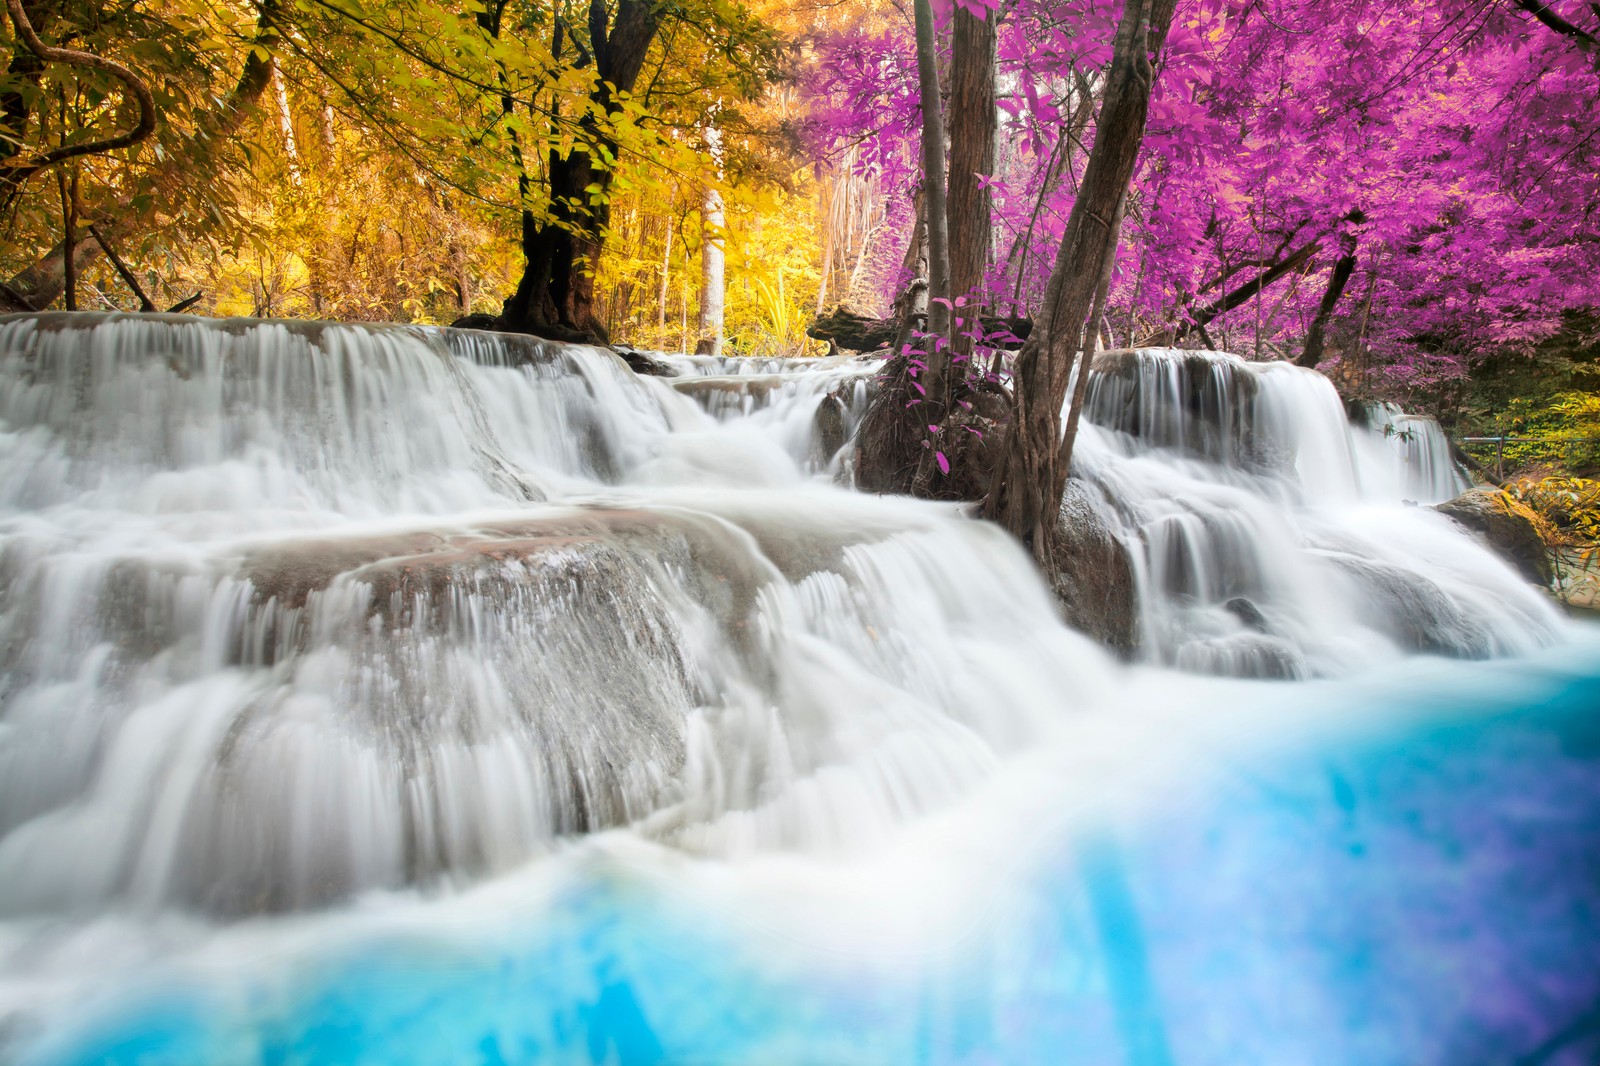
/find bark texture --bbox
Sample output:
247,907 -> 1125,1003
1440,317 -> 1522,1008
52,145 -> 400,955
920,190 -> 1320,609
946,5 -> 996,318
500,0 -> 660,343
984,0 -> 1178,561
1297,232 -> 1359,368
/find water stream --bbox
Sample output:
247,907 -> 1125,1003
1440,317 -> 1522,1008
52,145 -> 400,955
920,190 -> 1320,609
0,314 -> 1593,1065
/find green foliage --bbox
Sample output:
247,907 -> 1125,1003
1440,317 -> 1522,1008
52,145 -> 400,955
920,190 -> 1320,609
1508,475 -> 1600,607
2,0 -> 792,332
1509,476 -> 1600,550
1457,315 -> 1600,476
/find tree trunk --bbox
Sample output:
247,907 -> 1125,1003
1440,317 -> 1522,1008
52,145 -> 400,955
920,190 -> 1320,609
984,0 -> 1177,561
912,0 -> 951,346
500,0 -> 660,343
57,168 -> 76,310
657,213 -> 673,339
695,121 -> 725,355
1058,191 -> 1126,474
1297,232 -> 1358,368
946,4 -> 996,324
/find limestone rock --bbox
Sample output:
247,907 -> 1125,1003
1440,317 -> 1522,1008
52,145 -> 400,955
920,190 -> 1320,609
1434,487 -> 1553,585
1326,553 -> 1494,658
1048,481 -> 1141,656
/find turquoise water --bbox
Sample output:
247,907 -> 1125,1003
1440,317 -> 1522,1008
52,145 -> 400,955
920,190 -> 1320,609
19,638 -> 1600,1066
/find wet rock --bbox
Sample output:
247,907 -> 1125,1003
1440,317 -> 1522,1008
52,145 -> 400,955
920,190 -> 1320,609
1048,480 -> 1140,656
1434,487 -> 1553,585
1325,552 -> 1494,658
671,374 -> 787,409
1086,348 -> 1263,466
1224,596 -> 1270,632
813,385 -> 849,463
613,344 -> 677,377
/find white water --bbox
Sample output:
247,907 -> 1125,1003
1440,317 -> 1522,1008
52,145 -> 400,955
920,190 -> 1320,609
0,315 -> 1570,1058
1075,348 -> 1545,677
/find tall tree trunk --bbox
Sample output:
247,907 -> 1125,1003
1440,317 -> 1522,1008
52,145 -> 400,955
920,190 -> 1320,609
1058,191 -> 1126,474
913,0 -> 951,345
985,0 -> 1177,561
1297,231 -> 1359,368
500,0 -> 660,343
271,60 -> 301,185
57,167 -> 76,310
946,4 -> 996,326
657,212 -> 673,339
695,120 -> 725,355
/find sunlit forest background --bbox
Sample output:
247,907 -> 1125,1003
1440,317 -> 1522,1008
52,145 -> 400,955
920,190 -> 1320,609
1,0 -> 1596,474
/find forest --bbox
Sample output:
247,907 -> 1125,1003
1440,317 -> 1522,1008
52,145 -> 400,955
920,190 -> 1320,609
1,0 -> 1596,467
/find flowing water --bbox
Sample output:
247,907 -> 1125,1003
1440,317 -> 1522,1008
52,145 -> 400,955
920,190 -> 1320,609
0,314 -> 1594,1065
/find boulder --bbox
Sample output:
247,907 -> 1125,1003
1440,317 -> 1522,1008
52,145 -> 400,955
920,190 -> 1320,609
812,383 -> 850,464
612,343 -> 677,377
1434,487 -> 1553,585
1048,481 -> 1141,656
1325,552 -> 1494,658
1174,633 -> 1306,680
1224,596 -> 1270,633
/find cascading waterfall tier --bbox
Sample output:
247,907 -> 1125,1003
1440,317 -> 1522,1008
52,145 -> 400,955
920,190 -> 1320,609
1074,347 -> 1546,677
0,317 -> 1561,925
0,314 -> 1077,917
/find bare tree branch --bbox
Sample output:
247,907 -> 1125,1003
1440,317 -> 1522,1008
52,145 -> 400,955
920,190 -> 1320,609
1,0 -> 156,200
1510,0 -> 1600,53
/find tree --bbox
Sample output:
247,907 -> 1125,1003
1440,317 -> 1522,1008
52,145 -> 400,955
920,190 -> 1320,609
984,0 -> 1176,559
495,0 -> 661,342
696,117 -> 726,355
945,0 -> 996,320
2,0 -> 279,311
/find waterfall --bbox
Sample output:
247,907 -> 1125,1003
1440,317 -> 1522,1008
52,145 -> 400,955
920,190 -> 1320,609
0,316 -> 1560,912
0,314 -> 1580,1065
1072,348 -> 1548,677
0,314 -> 1095,917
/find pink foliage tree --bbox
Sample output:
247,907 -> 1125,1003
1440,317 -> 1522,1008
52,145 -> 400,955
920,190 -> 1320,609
804,0 -> 1600,398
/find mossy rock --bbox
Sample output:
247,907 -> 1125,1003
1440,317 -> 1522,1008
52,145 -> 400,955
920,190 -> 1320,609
1434,487 -> 1554,585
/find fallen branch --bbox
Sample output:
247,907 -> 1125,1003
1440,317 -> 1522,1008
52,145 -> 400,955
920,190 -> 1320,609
808,305 -> 1032,352
88,224 -> 156,311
